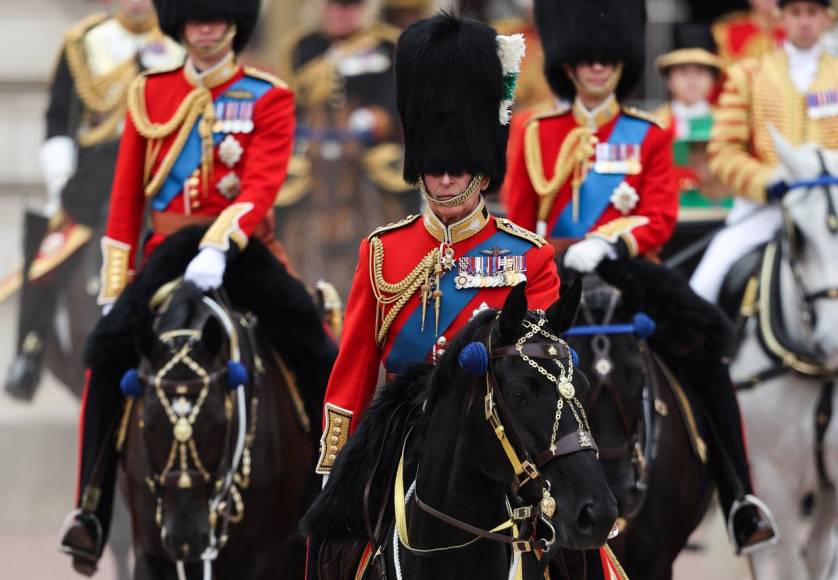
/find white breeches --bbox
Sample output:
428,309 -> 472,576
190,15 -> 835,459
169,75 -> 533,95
690,199 -> 783,303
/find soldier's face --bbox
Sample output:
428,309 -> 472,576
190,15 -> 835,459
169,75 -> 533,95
119,0 -> 152,17
183,20 -> 231,50
781,2 -> 834,49
750,0 -> 779,15
569,62 -> 618,96
323,1 -> 364,40
422,172 -> 488,224
665,65 -> 716,106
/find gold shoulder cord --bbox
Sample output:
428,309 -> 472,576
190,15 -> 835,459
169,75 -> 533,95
127,76 -> 216,198
524,121 -> 596,223
369,236 -> 438,346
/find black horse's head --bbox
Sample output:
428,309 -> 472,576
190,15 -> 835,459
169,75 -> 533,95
135,282 -> 241,563
433,280 -> 618,551
569,275 -> 649,521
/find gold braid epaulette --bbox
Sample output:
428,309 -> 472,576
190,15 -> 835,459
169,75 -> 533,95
244,66 -> 288,89
63,13 -> 139,146
621,106 -> 665,129
368,232 -> 437,347
366,214 -> 421,240
495,218 -> 547,248
127,74 -> 216,198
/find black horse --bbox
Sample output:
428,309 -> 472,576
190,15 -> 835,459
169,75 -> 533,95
81,226 -> 334,579
303,281 -> 619,580
565,261 -> 723,580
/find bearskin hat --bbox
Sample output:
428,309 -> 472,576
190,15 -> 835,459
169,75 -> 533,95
535,0 -> 646,101
396,13 -> 516,191
153,0 -> 261,53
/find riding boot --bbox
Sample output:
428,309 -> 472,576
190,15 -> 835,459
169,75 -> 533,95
4,211 -> 50,400
59,365 -> 125,575
681,353 -> 778,554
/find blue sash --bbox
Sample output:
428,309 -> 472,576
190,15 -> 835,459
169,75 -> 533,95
385,232 -> 534,374
551,114 -> 651,237
151,76 -> 273,211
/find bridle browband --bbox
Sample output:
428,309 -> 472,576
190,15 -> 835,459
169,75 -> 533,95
395,314 -> 600,563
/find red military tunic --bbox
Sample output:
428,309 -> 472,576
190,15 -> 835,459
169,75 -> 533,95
505,97 -> 677,257
98,52 -> 294,304
316,198 -> 558,473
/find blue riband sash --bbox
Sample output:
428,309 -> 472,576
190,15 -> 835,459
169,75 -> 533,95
385,231 -> 534,374
551,115 -> 651,237
151,76 -> 272,210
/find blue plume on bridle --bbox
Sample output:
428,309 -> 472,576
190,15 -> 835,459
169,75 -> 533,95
120,369 -> 143,397
459,342 -> 489,376
563,312 -> 656,339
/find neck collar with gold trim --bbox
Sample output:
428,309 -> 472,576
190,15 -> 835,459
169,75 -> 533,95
184,51 -> 238,89
423,197 -> 490,244
572,94 -> 620,130
115,10 -> 158,35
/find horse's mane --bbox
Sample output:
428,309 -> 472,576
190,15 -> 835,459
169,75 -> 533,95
596,258 -> 733,359
300,309 -> 498,540
85,226 -> 319,371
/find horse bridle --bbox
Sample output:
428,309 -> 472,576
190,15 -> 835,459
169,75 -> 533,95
136,295 -> 251,580
397,315 -> 599,558
782,151 -> 838,327
569,288 -> 654,509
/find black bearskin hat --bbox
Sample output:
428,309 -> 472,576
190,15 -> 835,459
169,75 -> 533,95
396,13 -> 512,191
535,0 -> 646,101
153,0 -> 261,53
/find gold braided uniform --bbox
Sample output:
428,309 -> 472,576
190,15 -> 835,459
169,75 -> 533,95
709,49 -> 838,202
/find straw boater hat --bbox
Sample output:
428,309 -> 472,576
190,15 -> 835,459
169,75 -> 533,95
656,23 -> 723,74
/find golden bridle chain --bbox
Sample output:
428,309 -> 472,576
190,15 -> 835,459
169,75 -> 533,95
516,318 -> 591,452
153,341 -> 213,489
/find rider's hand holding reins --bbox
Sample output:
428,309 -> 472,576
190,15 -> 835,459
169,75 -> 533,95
564,238 -> 615,273
184,247 -> 227,290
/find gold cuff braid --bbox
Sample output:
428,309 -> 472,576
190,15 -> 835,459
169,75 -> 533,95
316,403 -> 353,474
200,203 -> 253,252
98,237 -> 131,305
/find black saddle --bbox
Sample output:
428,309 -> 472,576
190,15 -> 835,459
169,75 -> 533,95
718,245 -> 766,322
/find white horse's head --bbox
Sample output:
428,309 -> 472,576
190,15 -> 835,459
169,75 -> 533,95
771,126 -> 838,365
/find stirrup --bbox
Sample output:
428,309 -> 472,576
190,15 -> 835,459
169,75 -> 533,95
726,494 -> 780,555
58,509 -> 104,560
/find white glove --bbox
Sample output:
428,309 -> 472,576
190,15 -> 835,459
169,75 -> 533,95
102,303 -> 114,317
563,238 -> 615,273
39,136 -> 77,216
184,247 -> 227,290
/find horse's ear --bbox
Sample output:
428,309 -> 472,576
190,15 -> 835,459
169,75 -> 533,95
498,281 -> 528,341
546,278 -> 582,333
201,315 -> 224,360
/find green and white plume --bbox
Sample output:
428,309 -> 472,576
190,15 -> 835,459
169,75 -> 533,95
496,33 -> 526,125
